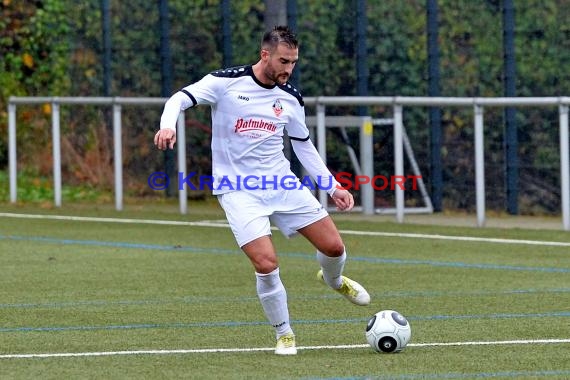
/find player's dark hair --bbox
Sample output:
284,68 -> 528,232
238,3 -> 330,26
261,25 -> 298,51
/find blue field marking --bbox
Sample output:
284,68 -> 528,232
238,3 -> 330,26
0,320 -> 269,333
0,234 -> 241,256
2,287 -> 569,310
349,255 -> 570,273
1,234 -> 569,273
1,311 -> 569,333
0,295 -> 259,309
410,311 -> 570,321
307,369 -> 570,379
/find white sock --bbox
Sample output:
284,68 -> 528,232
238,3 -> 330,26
256,268 -> 293,339
317,249 -> 346,289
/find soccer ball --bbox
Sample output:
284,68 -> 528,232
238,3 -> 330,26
365,310 -> 411,353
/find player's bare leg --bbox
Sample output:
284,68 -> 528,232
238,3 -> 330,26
297,216 -> 344,256
241,235 -> 278,274
298,217 -> 370,306
242,236 -> 296,355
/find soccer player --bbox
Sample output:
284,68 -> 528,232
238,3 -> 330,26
154,25 -> 370,355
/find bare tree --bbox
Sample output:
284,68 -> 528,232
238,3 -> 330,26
264,0 -> 287,30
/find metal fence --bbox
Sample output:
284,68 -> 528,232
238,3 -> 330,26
7,96 -> 570,230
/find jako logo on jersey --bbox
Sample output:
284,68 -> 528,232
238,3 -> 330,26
238,95 -> 249,101
272,99 -> 283,117
234,118 -> 277,133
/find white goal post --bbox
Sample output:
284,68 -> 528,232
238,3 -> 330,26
304,114 -> 433,217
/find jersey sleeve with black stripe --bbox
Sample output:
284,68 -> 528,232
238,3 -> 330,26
279,82 -> 309,141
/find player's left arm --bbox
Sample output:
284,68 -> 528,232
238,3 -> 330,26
290,138 -> 354,211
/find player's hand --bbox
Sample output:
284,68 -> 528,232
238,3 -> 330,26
154,129 -> 177,150
331,188 -> 354,211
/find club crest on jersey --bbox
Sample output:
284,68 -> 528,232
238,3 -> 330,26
272,99 -> 283,117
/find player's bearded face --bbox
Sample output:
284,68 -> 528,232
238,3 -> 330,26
265,45 -> 298,85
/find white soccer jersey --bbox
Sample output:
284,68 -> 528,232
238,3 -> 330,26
163,65 -> 311,195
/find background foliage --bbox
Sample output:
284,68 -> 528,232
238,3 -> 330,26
1,0 -> 569,213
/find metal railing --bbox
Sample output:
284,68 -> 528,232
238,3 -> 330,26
7,96 -> 570,229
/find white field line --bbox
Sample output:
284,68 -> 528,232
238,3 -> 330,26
1,339 -> 569,359
2,212 -> 570,247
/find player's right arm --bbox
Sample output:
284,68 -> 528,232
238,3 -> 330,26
154,74 -> 221,150
154,92 -> 190,150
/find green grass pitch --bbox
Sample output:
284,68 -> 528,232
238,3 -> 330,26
0,202 -> 569,379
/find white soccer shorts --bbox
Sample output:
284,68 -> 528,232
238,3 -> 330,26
217,187 -> 329,247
